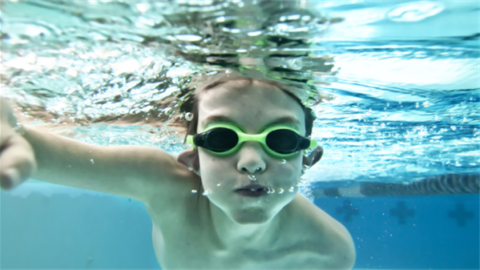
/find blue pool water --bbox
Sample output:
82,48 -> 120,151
1,187 -> 479,269
1,0 -> 479,269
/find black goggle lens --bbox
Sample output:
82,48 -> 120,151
266,129 -> 299,154
205,128 -> 238,152
203,128 -> 300,154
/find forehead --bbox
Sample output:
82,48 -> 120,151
197,80 -> 306,133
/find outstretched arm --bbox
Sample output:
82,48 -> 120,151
0,98 -> 193,203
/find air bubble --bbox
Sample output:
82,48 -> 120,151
191,189 -> 197,194
278,188 -> 284,194
202,190 -> 209,196
278,159 -> 287,164
185,112 -> 194,121
267,188 -> 275,194
289,187 -> 295,192
90,159 -> 94,164
217,183 -> 221,187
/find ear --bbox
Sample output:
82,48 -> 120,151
177,148 -> 201,176
302,146 -> 323,167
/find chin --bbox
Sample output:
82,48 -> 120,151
230,209 -> 273,225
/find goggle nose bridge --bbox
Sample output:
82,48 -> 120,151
236,133 -> 268,144
235,135 -> 271,154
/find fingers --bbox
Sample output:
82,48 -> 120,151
0,97 -> 36,190
0,97 -> 15,124
0,135 -> 37,190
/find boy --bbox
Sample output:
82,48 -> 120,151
0,71 -> 355,269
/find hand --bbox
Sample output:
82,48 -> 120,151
0,98 -> 36,190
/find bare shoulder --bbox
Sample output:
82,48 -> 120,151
119,146 -> 200,205
289,194 -> 356,269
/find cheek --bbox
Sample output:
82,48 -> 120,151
198,151 -> 231,184
285,154 -> 303,172
272,157 -> 303,181
198,150 -> 219,168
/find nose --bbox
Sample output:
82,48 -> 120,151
236,141 -> 267,174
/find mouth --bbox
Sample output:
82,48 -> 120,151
235,184 -> 269,197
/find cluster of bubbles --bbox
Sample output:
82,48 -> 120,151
195,186 -> 298,196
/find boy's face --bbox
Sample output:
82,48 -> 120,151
196,80 -> 305,224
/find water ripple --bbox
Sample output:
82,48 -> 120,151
1,0 -> 478,184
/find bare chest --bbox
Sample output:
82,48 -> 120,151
150,221 -> 328,269
145,196 -> 332,270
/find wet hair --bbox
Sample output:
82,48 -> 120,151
177,72 -> 316,141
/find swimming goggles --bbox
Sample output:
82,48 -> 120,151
186,122 -> 317,158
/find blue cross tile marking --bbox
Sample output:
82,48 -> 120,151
390,201 -> 415,225
336,200 -> 359,223
448,203 -> 474,227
